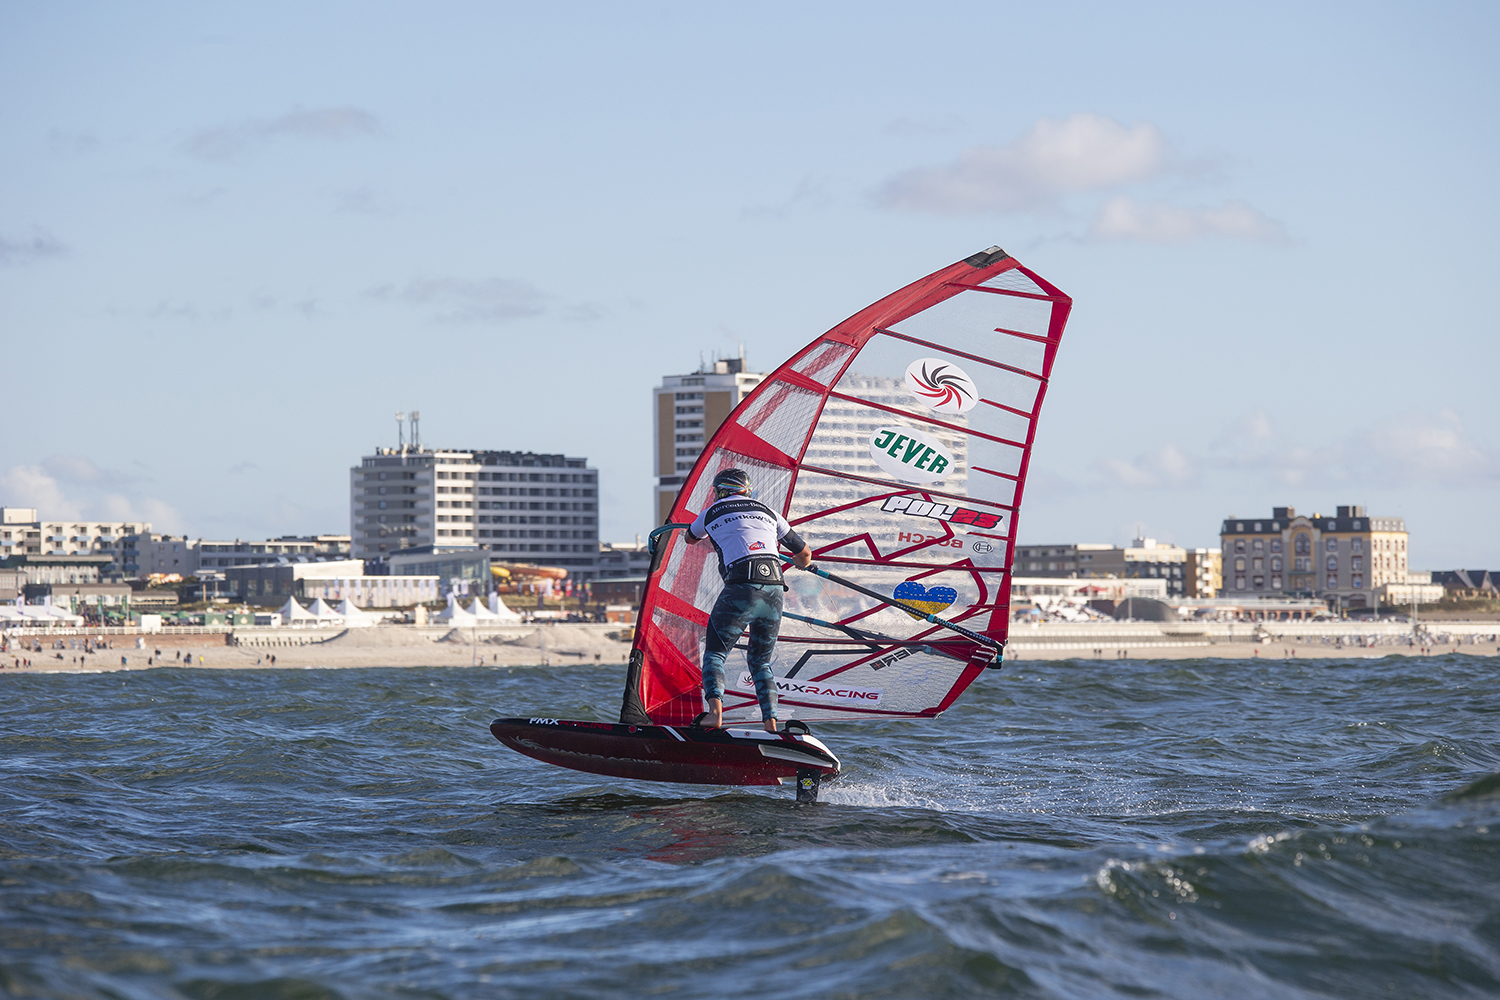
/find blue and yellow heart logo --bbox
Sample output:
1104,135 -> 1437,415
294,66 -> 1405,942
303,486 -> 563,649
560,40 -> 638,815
893,581 -> 957,619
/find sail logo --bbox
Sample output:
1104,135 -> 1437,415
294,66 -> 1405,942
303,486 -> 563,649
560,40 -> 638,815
868,426 -> 953,484
905,358 -> 978,414
881,494 -> 1001,529
736,673 -> 882,705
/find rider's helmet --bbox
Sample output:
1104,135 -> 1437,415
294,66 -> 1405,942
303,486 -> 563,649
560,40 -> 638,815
711,468 -> 752,499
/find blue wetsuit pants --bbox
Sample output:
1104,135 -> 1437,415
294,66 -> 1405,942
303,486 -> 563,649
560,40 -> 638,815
701,582 -> 784,721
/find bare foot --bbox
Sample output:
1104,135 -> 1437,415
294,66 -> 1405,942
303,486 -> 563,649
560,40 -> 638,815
704,698 -> 723,728
763,718 -> 778,733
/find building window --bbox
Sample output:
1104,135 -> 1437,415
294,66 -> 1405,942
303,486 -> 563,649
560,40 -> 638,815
1233,540 -> 1244,554
1295,534 -> 1310,555
1352,539 -> 1363,553
1270,540 -> 1282,553
1326,538 -> 1337,551
1326,574 -> 1338,588
1253,575 -> 1264,589
1326,556 -> 1337,570
1252,557 -> 1263,571
1235,575 -> 1246,589
1351,557 -> 1363,571
1234,557 -> 1245,572
1352,575 -> 1364,588
1270,557 -> 1282,571
1253,539 -> 1264,553
1271,576 -> 1282,589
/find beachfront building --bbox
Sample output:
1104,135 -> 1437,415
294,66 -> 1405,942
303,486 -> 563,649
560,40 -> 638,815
0,508 -> 151,577
129,534 -> 197,577
1431,569 -> 1499,597
0,553 -> 112,586
1014,539 -> 1201,598
1375,571 -> 1445,607
1220,505 -> 1409,610
1084,538 -> 1189,597
194,535 -> 350,571
121,533 -> 352,577
350,448 -> 599,580
1012,543 -> 1115,576
1184,548 -> 1224,598
654,353 -> 764,526
598,540 -> 651,578
225,559 -> 440,608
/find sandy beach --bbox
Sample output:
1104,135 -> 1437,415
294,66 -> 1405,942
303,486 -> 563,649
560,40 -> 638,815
1005,640 -> 1498,661
1,624 -> 636,674
5,622 -> 1495,674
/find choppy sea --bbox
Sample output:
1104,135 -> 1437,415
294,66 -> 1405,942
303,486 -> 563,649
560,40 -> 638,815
2,655 -> 1498,999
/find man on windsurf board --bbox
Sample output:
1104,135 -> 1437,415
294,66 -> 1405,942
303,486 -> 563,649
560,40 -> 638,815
687,468 -> 812,732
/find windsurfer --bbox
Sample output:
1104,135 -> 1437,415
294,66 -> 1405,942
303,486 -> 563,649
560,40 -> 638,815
687,468 -> 812,732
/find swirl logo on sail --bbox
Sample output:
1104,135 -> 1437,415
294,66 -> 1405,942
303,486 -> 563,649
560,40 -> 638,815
904,358 -> 978,414
868,426 -> 953,484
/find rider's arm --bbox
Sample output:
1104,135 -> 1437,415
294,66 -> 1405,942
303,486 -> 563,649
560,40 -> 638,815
686,509 -> 708,542
779,527 -> 813,569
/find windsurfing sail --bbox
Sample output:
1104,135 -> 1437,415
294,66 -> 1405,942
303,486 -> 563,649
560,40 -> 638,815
621,247 -> 1071,726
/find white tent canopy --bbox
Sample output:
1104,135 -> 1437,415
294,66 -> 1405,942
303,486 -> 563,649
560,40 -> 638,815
488,593 -> 523,621
433,594 -> 477,626
279,597 -> 319,624
335,600 -> 382,627
305,598 -> 344,621
3,605 -> 84,626
469,598 -> 500,620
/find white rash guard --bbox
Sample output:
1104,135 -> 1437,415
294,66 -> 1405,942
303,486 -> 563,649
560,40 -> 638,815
688,496 -> 806,582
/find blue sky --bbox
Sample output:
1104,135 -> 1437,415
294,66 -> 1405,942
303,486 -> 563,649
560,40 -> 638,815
2,2 -> 1496,567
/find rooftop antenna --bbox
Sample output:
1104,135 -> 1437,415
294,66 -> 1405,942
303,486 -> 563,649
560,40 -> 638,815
395,411 -> 405,450
410,410 -> 421,451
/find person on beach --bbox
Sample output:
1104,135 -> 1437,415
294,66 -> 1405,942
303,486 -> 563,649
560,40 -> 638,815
686,468 -> 812,733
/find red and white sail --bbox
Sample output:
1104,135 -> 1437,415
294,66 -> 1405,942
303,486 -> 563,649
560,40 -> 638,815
621,248 -> 1072,725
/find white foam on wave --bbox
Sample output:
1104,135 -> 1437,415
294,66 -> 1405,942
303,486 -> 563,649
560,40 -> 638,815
818,776 -> 1013,814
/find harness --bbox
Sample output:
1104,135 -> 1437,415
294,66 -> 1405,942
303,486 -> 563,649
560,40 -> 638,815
723,555 -> 784,586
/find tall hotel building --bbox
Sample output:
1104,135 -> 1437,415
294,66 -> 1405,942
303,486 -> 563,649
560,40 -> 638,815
653,355 -> 763,525
350,448 -> 599,578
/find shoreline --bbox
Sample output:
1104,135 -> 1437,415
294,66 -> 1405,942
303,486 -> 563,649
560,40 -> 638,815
4,638 -> 1494,674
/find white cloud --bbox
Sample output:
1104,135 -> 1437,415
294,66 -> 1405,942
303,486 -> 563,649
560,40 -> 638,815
368,277 -> 548,324
1090,196 -> 1287,243
1101,444 -> 1199,490
743,175 -> 832,220
0,464 -> 78,517
876,113 -> 1168,214
1099,410 -> 1495,496
0,231 -> 68,266
185,107 -> 379,162
1370,407 -> 1494,482
0,456 -> 187,531
1214,409 -> 1497,488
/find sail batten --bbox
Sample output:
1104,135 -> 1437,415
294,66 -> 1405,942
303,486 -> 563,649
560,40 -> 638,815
622,249 -> 1072,725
